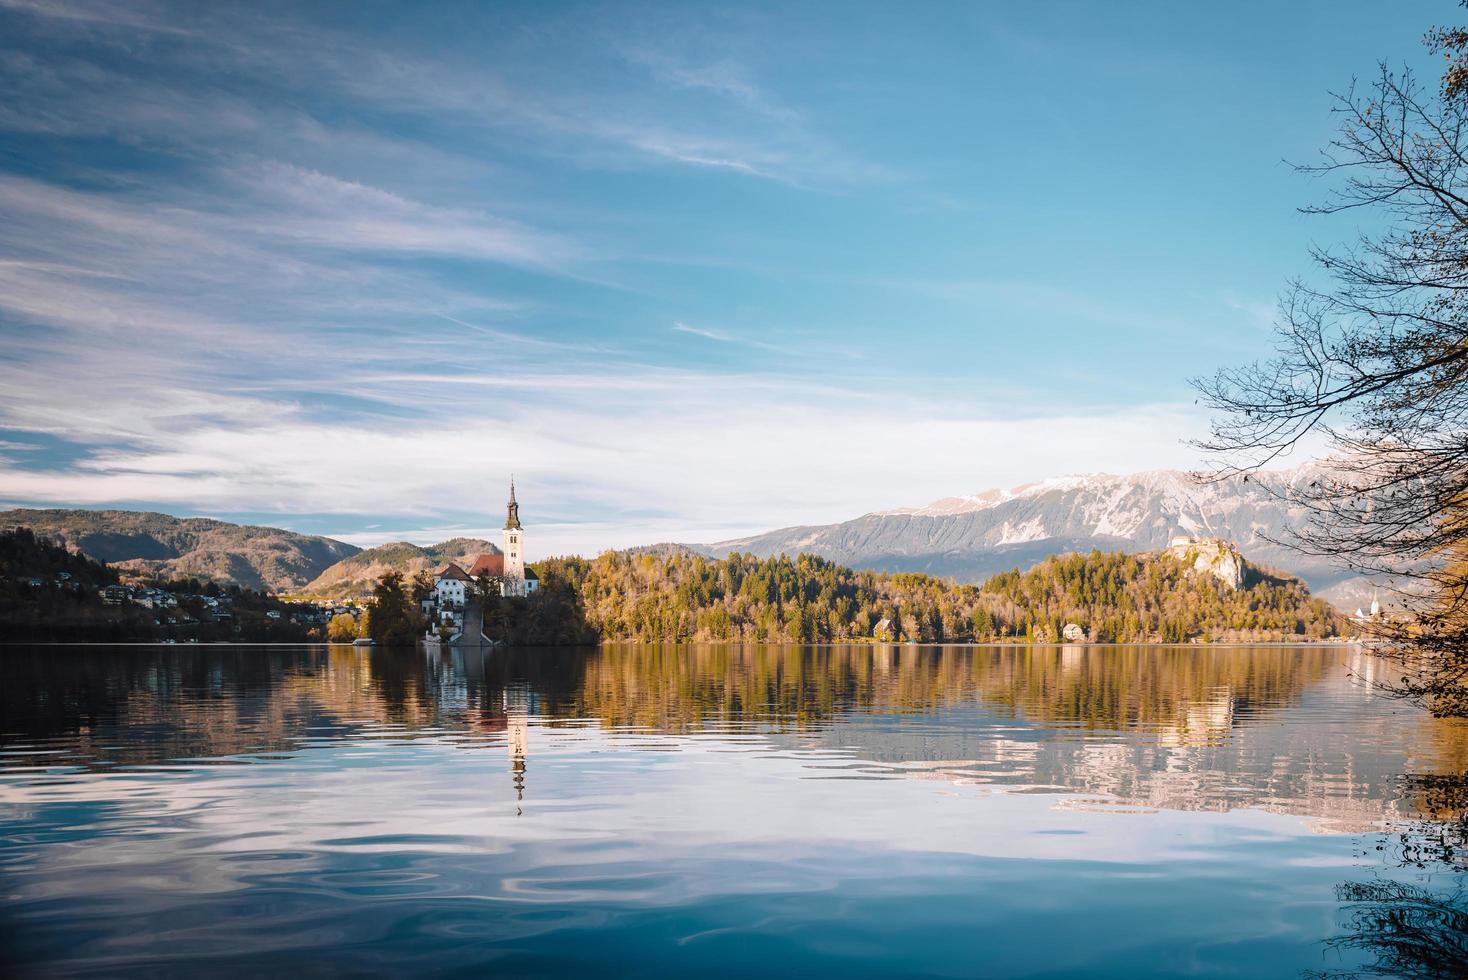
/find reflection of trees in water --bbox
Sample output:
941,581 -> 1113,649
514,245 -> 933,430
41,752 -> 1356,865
575,643 -> 1338,738
1401,773 -> 1468,870
0,645 -> 601,767
1308,879 -> 1468,980
1311,764 -> 1468,979
0,646 -> 357,765
570,645 -> 1468,827
1,646 -> 465,765
8,643 -> 1468,828
0,643 -> 1343,746
0,643 -> 1415,764
15,643 -> 1468,974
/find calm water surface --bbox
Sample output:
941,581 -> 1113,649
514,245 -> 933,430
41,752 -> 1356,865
1,643 -> 1466,978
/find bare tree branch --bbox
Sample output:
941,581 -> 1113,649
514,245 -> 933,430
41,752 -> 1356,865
1192,57 -> 1468,715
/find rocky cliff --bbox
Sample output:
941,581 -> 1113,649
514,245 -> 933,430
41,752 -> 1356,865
1164,537 -> 1246,590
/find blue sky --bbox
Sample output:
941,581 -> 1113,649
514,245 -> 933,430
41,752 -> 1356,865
0,0 -> 1446,553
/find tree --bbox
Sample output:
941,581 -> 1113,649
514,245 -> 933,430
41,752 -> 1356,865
1194,16 -> 1468,715
409,571 -> 434,606
366,571 -> 424,646
473,572 -> 507,639
327,612 -> 357,642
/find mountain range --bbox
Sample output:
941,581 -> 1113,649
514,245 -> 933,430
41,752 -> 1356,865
0,509 -> 508,597
2,466 -> 1370,605
0,509 -> 361,592
697,466 -> 1370,607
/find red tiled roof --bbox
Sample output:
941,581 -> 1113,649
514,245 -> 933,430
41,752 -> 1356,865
468,553 -> 504,577
436,564 -> 471,582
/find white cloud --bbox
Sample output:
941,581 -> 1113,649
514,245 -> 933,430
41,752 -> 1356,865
0,0 -> 1224,555
0,362 -> 1212,553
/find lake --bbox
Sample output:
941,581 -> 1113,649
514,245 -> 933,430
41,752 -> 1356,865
1,643 -> 1465,977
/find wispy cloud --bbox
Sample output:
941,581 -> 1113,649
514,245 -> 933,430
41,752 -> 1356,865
1222,294 -> 1280,331
624,47 -> 795,121
0,0 -> 192,35
223,163 -> 573,266
673,321 -> 736,342
2,0 -> 879,189
672,320 -> 803,357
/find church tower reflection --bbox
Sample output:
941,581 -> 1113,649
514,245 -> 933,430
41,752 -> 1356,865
504,685 -> 531,815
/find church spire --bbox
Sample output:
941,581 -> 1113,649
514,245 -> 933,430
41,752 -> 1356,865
505,477 -> 522,530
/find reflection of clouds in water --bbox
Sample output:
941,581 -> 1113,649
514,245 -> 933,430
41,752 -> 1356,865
3,643 -> 1466,836
3,643 -> 1466,977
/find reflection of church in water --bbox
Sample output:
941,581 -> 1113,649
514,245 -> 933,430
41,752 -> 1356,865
504,684 -> 532,813
421,646 -> 536,812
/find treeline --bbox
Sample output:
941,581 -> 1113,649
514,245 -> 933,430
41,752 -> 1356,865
524,548 -> 1341,645
363,569 -> 595,646
3,525 -> 1344,647
0,526 -> 151,640
0,527 -> 312,642
978,550 -> 1339,643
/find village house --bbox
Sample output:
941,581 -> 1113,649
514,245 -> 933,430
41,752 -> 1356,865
434,563 -> 472,607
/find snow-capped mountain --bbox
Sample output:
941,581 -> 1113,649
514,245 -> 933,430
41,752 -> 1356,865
699,466 -> 1369,605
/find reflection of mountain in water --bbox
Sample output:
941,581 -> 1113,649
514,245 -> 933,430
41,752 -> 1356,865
3,643 -> 1465,834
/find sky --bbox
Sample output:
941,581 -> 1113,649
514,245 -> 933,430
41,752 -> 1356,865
0,0 -> 1448,554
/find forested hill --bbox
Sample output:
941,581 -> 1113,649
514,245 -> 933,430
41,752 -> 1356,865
0,509 -> 359,592
530,545 -> 1342,645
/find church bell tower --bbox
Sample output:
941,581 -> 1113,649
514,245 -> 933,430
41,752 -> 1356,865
503,478 -> 524,581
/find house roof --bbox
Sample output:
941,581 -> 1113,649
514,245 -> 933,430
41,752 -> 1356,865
468,553 -> 504,577
435,564 -> 471,582
524,567 -> 539,580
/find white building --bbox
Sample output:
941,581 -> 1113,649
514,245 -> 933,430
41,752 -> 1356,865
433,563 -> 472,607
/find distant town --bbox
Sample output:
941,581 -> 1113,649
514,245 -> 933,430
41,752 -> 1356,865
0,480 -> 551,646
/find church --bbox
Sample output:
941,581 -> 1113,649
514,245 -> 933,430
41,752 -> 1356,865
493,478 -> 538,597
429,480 -> 538,626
